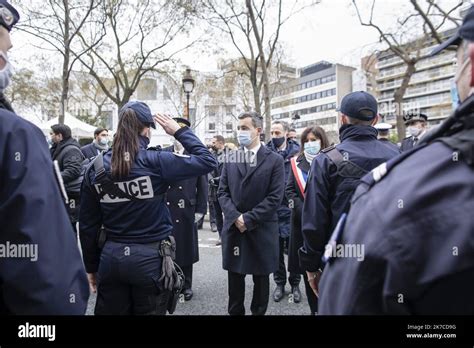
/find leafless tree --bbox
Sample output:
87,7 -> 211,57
15,0 -> 102,124
204,0 -> 319,139
353,0 -> 463,140
74,0 -> 202,110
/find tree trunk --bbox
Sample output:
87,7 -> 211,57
393,61 -> 416,141
246,0 -> 272,140
59,0 -> 70,125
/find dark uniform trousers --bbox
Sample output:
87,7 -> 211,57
213,199 -> 224,236
228,271 -> 270,315
274,236 -> 301,287
95,241 -> 170,315
182,265 -> 193,290
67,192 -> 81,237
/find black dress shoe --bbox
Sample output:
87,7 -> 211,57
211,223 -> 218,232
182,289 -> 193,301
273,285 -> 285,302
291,286 -> 301,303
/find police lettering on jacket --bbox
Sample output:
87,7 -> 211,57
95,176 -> 154,203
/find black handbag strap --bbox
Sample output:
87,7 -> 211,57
93,153 -> 140,201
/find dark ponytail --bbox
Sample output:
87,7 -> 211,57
111,109 -> 145,179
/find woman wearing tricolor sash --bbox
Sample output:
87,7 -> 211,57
286,126 -> 330,315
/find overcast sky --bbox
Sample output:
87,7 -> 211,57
9,0 -> 468,76
183,0 -> 464,73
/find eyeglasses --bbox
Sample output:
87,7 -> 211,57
0,5 -> 15,31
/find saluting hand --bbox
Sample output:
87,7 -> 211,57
154,114 -> 181,136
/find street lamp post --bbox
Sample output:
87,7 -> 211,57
182,68 -> 195,120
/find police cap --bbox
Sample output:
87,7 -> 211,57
337,91 -> 378,121
120,101 -> 156,129
0,0 -> 19,32
374,122 -> 392,131
173,117 -> 191,128
403,112 -> 428,126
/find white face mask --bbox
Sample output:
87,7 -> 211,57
99,137 -> 108,146
0,51 -> 12,91
407,126 -> 422,137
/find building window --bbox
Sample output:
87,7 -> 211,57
226,122 -> 233,131
208,122 -> 215,131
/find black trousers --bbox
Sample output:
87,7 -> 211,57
228,271 -> 269,316
274,237 -> 301,287
181,264 -> 193,290
302,272 -> 318,315
95,241 -> 170,315
213,200 -> 224,237
67,192 -> 80,238
209,199 -> 216,224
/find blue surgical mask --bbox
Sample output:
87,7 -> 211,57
238,130 -> 253,147
304,140 -> 321,155
0,51 -> 13,92
99,137 -> 108,146
450,79 -> 461,110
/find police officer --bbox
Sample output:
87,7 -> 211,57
0,0 -> 89,314
374,122 -> 401,153
163,117 -> 208,301
299,91 -> 400,298
318,6 -> 474,315
209,135 -> 227,244
79,103 -> 216,315
400,113 -> 428,151
266,120 -> 302,302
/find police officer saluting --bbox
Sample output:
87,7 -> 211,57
163,117 -> 208,301
79,102 -> 216,315
299,91 -> 400,298
318,6 -> 474,315
0,0 -> 89,314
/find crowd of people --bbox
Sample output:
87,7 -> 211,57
1,0 -> 473,316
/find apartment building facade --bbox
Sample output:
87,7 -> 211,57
270,61 -> 355,144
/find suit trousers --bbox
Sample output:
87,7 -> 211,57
228,271 -> 269,315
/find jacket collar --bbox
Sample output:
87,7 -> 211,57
139,135 -> 150,149
339,124 -> 378,143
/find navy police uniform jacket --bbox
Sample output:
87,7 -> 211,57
163,146 -> 208,267
0,106 -> 89,314
400,136 -> 416,152
379,138 -> 401,154
300,125 -> 400,272
318,105 -> 474,314
217,146 -> 285,275
79,127 -> 217,273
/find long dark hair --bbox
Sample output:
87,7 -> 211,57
111,109 -> 145,179
298,126 -> 330,156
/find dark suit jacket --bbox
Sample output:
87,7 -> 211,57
217,145 -> 285,275
81,142 -> 100,160
400,137 -> 416,152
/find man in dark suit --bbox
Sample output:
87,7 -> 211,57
400,113 -> 428,152
218,111 -> 285,316
81,127 -> 109,160
163,118 -> 208,301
